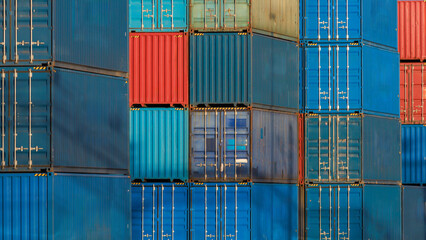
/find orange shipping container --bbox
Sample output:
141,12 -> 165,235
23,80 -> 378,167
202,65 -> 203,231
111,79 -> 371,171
400,63 -> 426,124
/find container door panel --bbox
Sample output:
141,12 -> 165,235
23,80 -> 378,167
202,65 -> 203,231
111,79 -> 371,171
334,0 -> 360,40
335,186 -> 362,240
134,0 -> 156,31
0,0 -> 8,63
136,185 -> 157,240
160,185 -> 189,240
303,0 -> 333,41
191,0 -> 219,30
159,0 -> 187,31
0,71 -> 7,168
411,64 -> 425,123
222,185 -> 250,240
400,65 -> 409,123
191,185 -> 220,240
222,0 -> 249,30
305,186 -> 334,240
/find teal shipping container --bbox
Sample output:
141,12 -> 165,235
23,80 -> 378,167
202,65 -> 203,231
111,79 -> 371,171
130,108 -> 189,181
402,186 -> 426,240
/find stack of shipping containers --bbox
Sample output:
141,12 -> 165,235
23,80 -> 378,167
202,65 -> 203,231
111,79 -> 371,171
0,1 -> 131,238
300,1 -> 402,239
398,1 -> 426,239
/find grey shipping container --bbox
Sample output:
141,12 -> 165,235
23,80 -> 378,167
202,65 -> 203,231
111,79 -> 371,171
190,108 -> 298,183
402,186 -> 426,240
0,67 -> 129,174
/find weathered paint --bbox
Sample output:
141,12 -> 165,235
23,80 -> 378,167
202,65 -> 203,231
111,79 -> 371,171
402,125 -> 426,185
400,63 -> 426,124
402,186 -> 426,240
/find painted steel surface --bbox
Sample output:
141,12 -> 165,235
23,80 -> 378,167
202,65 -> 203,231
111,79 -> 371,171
398,0 -> 426,61
402,186 -> 426,240
0,173 -> 131,239
130,32 -> 188,107
400,63 -> 426,124
299,114 -> 305,184
129,0 -> 187,32
132,183 -> 189,240
303,43 -> 400,116
190,108 -> 298,183
402,125 -> 426,185
130,108 -> 189,181
305,114 -> 401,183
301,0 -> 398,49
0,67 -> 129,173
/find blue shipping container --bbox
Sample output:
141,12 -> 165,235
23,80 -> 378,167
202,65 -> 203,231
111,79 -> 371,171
402,186 -> 426,240
0,67 -> 129,174
190,33 -> 299,111
402,125 -> 426,185
130,108 -> 189,181
300,0 -> 397,49
0,0 -> 128,73
0,173 -> 131,239
305,184 -> 401,240
132,183 -> 189,240
305,114 -> 401,183
190,108 -> 298,183
129,0 -> 187,32
302,43 -> 400,116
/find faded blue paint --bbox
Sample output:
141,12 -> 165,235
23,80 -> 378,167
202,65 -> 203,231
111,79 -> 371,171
303,44 -> 399,116
129,0 -> 187,32
402,125 -> 426,185
0,67 -> 129,173
402,186 -> 426,240
130,108 -> 189,181
301,0 -> 397,49
305,114 -> 401,183
0,173 -> 131,239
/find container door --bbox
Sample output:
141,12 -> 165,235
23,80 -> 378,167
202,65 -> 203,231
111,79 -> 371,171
191,185 -> 221,240
305,186 -> 334,240
190,0 -> 220,30
10,0 -> 51,63
159,0 -> 187,31
129,0 -> 156,30
221,185 -> 250,240
335,186 -> 362,240
303,0 -> 333,41
222,0 -> 249,31
0,0 -> 8,63
334,0 -> 360,41
400,64 -> 409,123
138,185 -> 157,240
411,64 -> 425,123
159,185 -> 189,240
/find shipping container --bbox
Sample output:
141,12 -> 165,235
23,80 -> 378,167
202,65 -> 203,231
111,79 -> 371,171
190,108 -> 298,183
130,108 -> 189,181
190,33 -> 299,111
398,0 -> 426,61
190,183 -> 299,240
132,183 -> 189,240
301,0 -> 398,49
305,114 -> 401,184
402,186 -> 426,240
302,43 -> 400,116
129,0 -> 188,32
402,125 -> 426,185
400,63 -> 425,124
130,32 -> 188,107
305,184 -> 401,240
0,173 -> 131,239
0,0 -> 128,73
0,67 -> 129,174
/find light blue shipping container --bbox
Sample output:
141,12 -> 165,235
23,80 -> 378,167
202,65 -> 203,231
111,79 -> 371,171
300,0 -> 398,49
130,108 -> 189,181
0,0 -> 128,73
402,125 -> 426,185
305,114 -> 401,184
0,173 -> 131,239
129,0 -> 187,32
402,186 -> 426,240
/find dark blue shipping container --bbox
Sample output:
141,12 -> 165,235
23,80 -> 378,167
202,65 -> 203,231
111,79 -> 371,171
402,125 -> 426,185
302,43 -> 400,116
305,184 -> 401,240
190,108 -> 298,183
0,173 -> 131,239
402,186 -> 426,240
0,0 -> 128,73
190,33 -> 299,111
305,114 -> 401,183
132,183 -> 189,240
300,0 -> 397,49
0,67 -> 129,174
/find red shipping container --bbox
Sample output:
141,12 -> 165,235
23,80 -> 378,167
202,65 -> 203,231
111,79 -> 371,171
400,63 -> 426,124
398,0 -> 426,61
129,32 -> 189,107
298,114 -> 305,185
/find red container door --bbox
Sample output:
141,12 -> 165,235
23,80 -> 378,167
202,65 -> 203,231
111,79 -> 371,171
129,32 -> 189,107
400,63 -> 426,124
400,64 -> 410,123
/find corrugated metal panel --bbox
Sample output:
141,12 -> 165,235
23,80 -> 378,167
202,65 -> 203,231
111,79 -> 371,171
398,0 -> 426,61
129,0 -> 187,32
130,32 -> 188,107
132,183 -> 189,240
303,44 -> 399,116
0,67 -> 129,174
305,114 -> 401,183
130,108 -> 189,181
402,186 -> 426,240
190,108 -> 298,183
0,173 -> 131,239
299,114 -> 305,184
402,125 -> 426,185
400,63 -> 426,124
301,0 -> 397,49
190,33 -> 299,111
189,0 -> 250,32
251,0 -> 299,41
